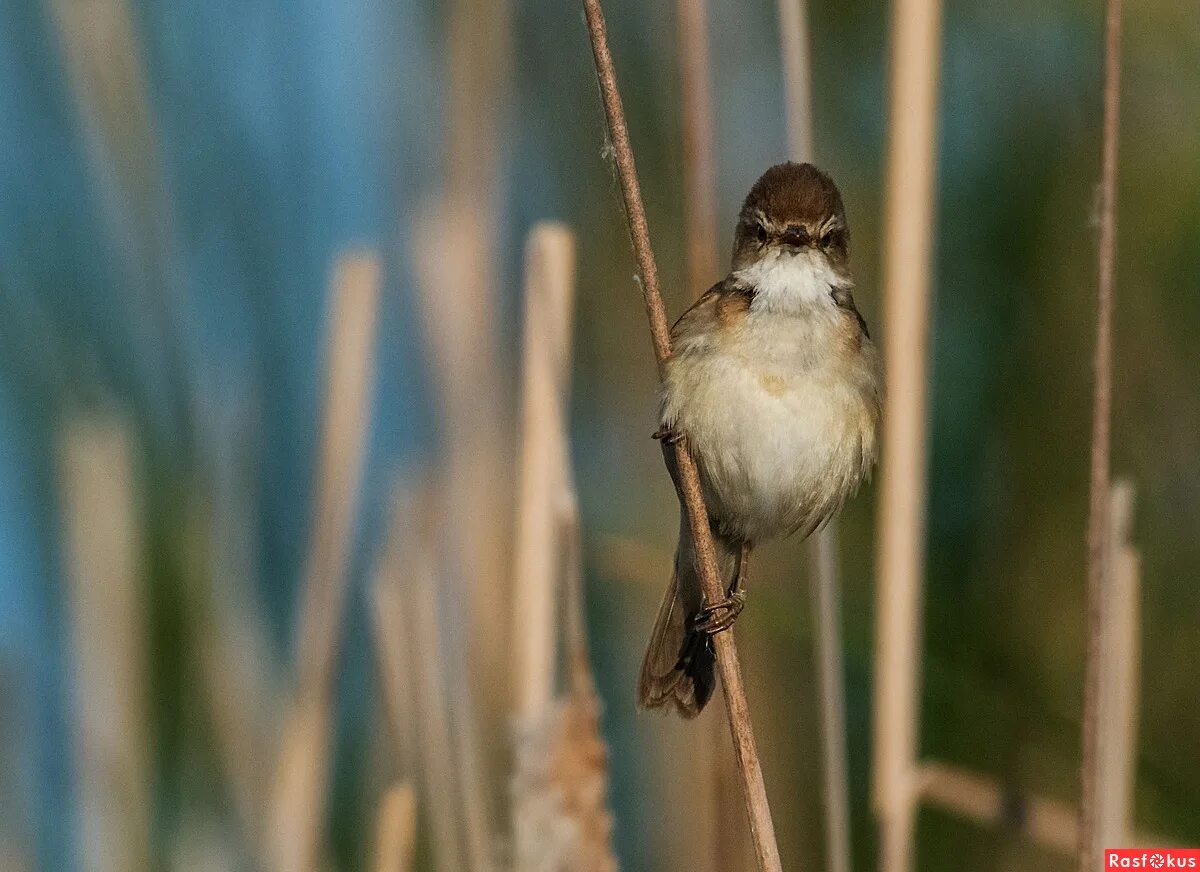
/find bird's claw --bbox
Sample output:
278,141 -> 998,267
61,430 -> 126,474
652,425 -> 685,445
692,590 -> 746,635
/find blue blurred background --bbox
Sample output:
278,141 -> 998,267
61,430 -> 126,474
0,0 -> 1197,869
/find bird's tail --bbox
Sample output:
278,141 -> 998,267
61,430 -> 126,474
636,521 -> 739,718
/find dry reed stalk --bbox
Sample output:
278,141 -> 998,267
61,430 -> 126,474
369,487 -> 421,783
1096,480 -> 1140,847
872,0 -> 943,867
269,251 -> 382,872
917,759 -> 1170,858
510,223 -> 619,871
807,526 -> 852,872
427,0 -> 516,762
59,417 -> 151,872
916,761 -> 1079,855
451,653 -> 499,872
672,6 -> 745,864
675,0 -> 721,294
371,484 -> 468,872
777,3 -> 853,870
1078,0 -> 1123,867
46,0 -> 193,432
511,681 -> 618,872
777,0 -> 814,163
182,503 -> 275,860
513,223 -> 578,722
267,700 -> 333,872
411,200 -> 510,852
182,413 -> 277,860
372,784 -> 418,872
581,2 -> 783,868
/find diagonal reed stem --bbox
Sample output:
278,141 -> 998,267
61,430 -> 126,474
580,2 -> 783,869
1078,0 -> 1123,867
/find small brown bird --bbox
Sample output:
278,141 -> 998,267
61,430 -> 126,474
637,162 -> 881,717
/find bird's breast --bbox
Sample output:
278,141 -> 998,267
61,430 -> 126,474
662,309 -> 879,542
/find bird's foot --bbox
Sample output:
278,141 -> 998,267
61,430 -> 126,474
652,425 -> 685,445
692,589 -> 746,635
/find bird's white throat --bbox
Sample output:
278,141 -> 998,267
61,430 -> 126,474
735,249 -> 850,314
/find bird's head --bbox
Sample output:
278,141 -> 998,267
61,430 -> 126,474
731,162 -> 849,273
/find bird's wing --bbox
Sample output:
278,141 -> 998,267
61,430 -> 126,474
831,285 -> 870,339
669,276 -> 755,345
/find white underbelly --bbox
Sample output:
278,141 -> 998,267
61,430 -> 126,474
663,349 -> 875,542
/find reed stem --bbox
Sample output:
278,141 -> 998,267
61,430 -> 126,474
1078,0 -> 1122,865
873,0 -> 943,868
580,2 -> 783,868
777,3 -> 853,869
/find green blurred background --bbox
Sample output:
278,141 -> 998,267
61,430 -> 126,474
0,0 -> 1197,869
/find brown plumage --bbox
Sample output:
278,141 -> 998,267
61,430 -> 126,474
638,163 -> 880,717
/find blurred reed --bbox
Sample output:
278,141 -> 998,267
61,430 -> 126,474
411,0 -> 520,843
916,761 -> 1079,855
872,0 -> 943,869
182,500 -> 274,861
183,398 -> 277,863
513,223 -> 577,724
1096,481 -> 1140,847
46,0 -> 193,437
510,223 -> 618,872
59,416 -> 151,872
777,0 -> 814,165
372,784 -> 417,872
511,492 -> 618,872
371,482 -> 488,872
1079,0 -> 1124,866
673,2 -> 748,866
418,0 -> 516,778
675,0 -> 720,295
581,0 -> 783,867
270,251 -> 382,872
777,2 -> 853,870
910,478 -> 1153,858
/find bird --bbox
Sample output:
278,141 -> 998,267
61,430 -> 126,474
637,162 -> 881,718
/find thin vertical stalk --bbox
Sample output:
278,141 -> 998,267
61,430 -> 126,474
1078,0 -> 1122,866
411,206 -> 501,872
674,3 -> 746,867
873,0 -> 943,869
580,2 -> 784,869
47,0 -> 195,440
809,527 -> 852,872
431,0 -> 515,762
1096,481 -> 1140,847
676,0 -> 720,293
270,251 -> 381,872
372,784 -> 418,872
60,418 -> 150,872
513,223 -> 577,723
372,486 -> 467,872
778,2 -> 853,870
777,0 -> 814,163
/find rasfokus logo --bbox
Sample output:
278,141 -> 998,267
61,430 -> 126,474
1106,849 -> 1200,868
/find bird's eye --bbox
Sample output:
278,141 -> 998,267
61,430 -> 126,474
755,223 -> 768,244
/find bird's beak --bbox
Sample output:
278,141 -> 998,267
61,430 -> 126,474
779,230 -> 814,250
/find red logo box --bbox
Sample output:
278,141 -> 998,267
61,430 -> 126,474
1106,850 -> 1200,869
